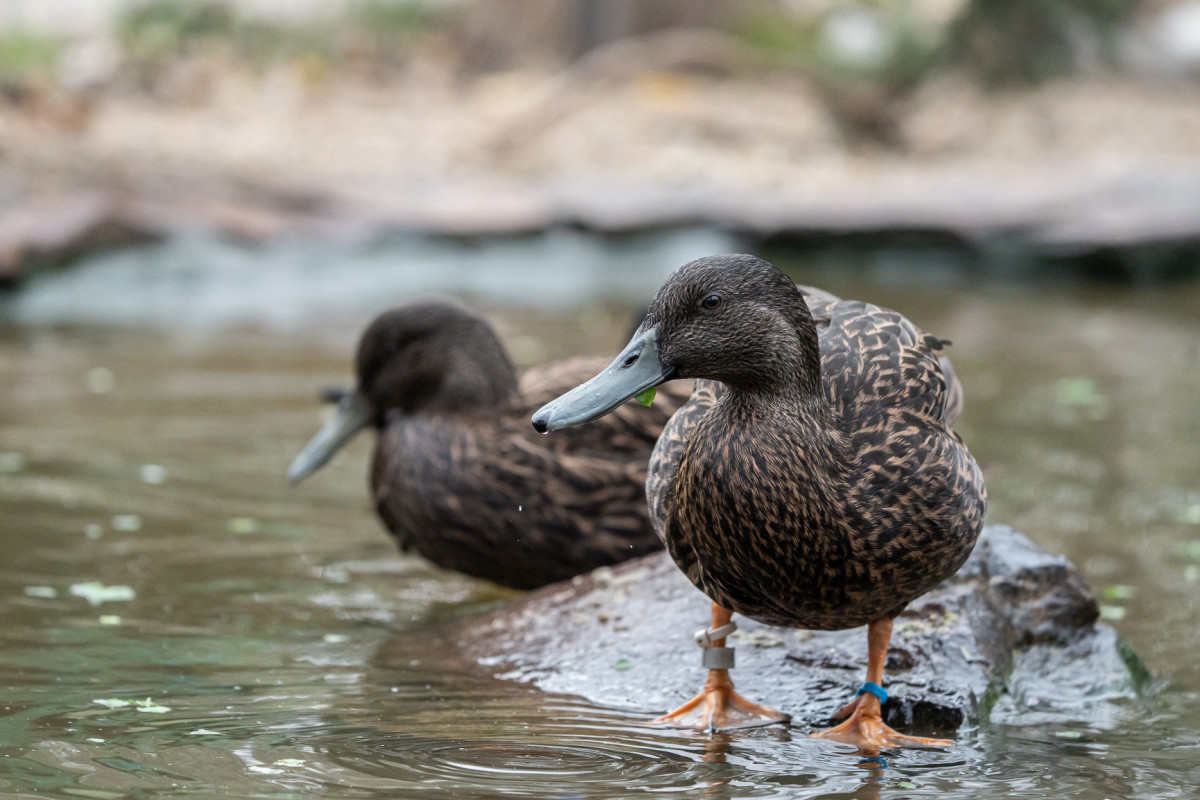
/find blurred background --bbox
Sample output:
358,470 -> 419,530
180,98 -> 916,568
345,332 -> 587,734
1,1 -> 1199,798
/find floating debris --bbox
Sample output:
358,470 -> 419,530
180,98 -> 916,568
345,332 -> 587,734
227,517 -> 261,535
323,634 -> 348,644
135,698 -> 171,713
70,582 -> 135,606
111,514 -> 142,532
23,586 -> 57,599
613,658 -> 633,671
1055,730 -> 1083,739
140,464 -> 167,485
84,523 -> 103,539
274,759 -> 305,767
91,697 -> 172,713
1180,504 -> 1200,525
1098,605 -> 1127,621
189,729 -> 220,736
86,367 -> 116,394
92,698 -> 130,709
98,615 -> 122,625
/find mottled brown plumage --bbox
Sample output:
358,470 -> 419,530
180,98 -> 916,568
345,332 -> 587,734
533,254 -> 986,743
290,301 -> 689,590
643,256 -> 985,629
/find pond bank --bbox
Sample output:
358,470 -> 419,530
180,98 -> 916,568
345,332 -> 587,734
5,58 -> 1200,284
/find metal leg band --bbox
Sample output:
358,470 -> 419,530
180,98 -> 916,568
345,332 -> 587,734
701,646 -> 735,669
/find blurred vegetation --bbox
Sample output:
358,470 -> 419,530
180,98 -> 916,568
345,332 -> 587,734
0,0 -> 1175,109
0,32 -> 63,86
945,0 -> 1141,85
113,0 -> 440,89
732,4 -> 942,145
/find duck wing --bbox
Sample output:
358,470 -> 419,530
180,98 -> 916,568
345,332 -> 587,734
809,297 -> 958,428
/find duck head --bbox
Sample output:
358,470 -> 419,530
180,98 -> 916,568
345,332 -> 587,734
532,254 -> 821,433
289,301 -> 517,483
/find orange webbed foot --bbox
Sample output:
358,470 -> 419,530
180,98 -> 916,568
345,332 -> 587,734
812,691 -> 952,751
655,669 -> 790,733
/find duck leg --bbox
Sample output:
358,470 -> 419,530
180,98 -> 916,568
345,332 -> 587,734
654,602 -> 791,732
811,617 -> 953,750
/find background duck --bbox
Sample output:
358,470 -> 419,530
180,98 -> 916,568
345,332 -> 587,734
533,255 -> 986,750
289,300 -> 690,590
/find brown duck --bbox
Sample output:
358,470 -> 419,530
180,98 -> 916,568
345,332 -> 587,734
533,255 -> 986,749
289,300 -> 689,590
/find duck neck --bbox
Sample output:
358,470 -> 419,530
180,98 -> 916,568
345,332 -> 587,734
720,300 -> 824,410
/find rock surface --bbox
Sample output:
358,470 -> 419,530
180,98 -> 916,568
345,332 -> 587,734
451,525 -> 1148,734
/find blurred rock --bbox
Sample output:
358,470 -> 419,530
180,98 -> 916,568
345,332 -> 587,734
450,525 -> 1148,732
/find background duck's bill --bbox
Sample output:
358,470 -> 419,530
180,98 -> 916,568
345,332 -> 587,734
287,388 -> 372,483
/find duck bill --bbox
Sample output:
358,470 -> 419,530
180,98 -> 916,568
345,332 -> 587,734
287,388 -> 372,484
532,325 -> 672,433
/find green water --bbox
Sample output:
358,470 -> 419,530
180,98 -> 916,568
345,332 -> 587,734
1,232 -> 1198,798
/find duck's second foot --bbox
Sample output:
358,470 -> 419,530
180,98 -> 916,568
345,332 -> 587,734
654,668 -> 790,733
812,693 -> 952,751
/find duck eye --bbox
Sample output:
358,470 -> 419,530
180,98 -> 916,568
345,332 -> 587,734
701,294 -> 722,311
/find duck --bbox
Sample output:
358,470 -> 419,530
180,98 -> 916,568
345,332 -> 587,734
288,300 -> 691,590
532,255 -> 986,750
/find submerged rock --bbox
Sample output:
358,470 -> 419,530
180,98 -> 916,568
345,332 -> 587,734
451,525 -> 1149,733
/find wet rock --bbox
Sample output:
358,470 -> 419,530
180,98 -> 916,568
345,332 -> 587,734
450,525 -> 1148,733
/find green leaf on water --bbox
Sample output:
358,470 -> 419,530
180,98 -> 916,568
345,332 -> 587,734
1055,730 -> 1083,739
227,517 -> 261,535
1103,584 -> 1135,601
635,387 -> 657,407
898,781 -> 917,789
613,658 -> 633,671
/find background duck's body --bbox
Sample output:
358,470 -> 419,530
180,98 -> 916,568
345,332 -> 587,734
290,301 -> 688,590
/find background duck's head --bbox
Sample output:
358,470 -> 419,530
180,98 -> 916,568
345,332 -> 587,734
289,301 -> 517,483
533,254 -> 820,433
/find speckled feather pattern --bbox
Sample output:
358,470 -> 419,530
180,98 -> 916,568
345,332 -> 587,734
645,263 -> 986,630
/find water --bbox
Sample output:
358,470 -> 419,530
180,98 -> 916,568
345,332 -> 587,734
1,231 -> 1199,798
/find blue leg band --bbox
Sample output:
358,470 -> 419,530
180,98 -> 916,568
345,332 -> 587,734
856,682 -> 888,704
